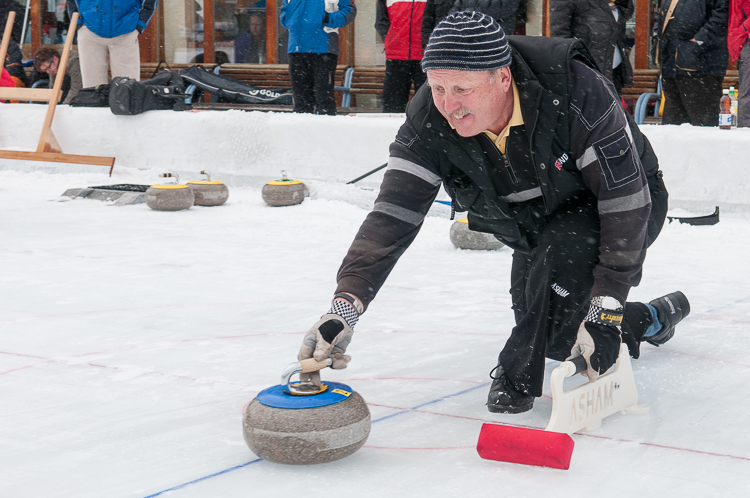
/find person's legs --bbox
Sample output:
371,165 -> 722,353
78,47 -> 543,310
382,59 -> 412,113
411,60 -> 427,95
312,53 -> 338,115
660,76 -> 690,125
76,26 -> 110,87
497,202 -> 601,400
289,53 -> 315,114
738,43 -> 750,127
108,29 -> 141,80
676,74 -> 723,127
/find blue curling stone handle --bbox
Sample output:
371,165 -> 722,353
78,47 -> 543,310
256,381 -> 355,409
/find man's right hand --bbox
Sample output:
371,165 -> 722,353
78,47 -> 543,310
297,294 -> 361,385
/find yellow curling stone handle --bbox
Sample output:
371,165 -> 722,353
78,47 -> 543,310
281,358 -> 333,394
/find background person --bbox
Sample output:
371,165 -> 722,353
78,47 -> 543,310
728,0 -> 750,126
421,0 -> 455,49
550,0 -> 634,95
33,47 -> 83,104
67,0 -> 157,87
376,0 -> 427,113
280,0 -> 356,115
3,38 -> 28,88
0,0 -> 24,43
235,12 -> 266,63
448,0 -> 524,36
652,0 -> 729,126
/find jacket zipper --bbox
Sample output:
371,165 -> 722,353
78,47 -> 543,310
502,153 -> 519,185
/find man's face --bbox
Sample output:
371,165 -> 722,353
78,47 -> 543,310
249,17 -> 264,37
427,67 -> 513,137
40,56 -> 59,75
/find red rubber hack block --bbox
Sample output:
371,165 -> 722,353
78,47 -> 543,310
476,423 -> 575,470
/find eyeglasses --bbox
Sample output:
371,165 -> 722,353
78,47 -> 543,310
39,60 -> 52,72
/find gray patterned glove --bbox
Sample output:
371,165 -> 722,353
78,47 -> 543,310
569,296 -> 623,380
297,294 -> 362,385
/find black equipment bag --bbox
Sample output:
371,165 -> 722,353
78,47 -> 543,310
70,84 -> 111,107
179,65 -> 294,105
109,71 -> 188,115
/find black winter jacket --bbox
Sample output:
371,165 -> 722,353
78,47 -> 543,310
449,0 -> 523,37
3,39 -> 28,86
0,0 -> 24,43
335,36 -> 667,310
550,0 -> 634,87
421,0 -> 454,48
652,0 -> 729,78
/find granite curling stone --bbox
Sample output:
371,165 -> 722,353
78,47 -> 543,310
243,359 -> 370,465
145,173 -> 195,211
187,170 -> 229,206
450,218 -> 505,250
262,171 -> 308,207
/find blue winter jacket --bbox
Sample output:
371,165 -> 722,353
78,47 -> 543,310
68,0 -> 158,39
280,0 -> 356,55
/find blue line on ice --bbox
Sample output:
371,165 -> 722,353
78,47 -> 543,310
143,382 -> 490,497
143,458 -> 263,497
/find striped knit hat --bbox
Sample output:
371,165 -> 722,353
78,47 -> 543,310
422,11 -> 512,72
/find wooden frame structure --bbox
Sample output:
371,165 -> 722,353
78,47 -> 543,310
0,12 -> 115,175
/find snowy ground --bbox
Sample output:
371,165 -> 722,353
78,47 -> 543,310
1,113 -> 749,497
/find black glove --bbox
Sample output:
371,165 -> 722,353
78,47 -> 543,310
323,12 -> 330,25
569,296 -> 623,380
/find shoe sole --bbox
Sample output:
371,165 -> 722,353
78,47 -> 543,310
487,401 -> 534,414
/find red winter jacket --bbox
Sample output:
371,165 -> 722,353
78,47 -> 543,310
375,0 -> 426,60
728,0 -> 750,60
1,67 -> 14,103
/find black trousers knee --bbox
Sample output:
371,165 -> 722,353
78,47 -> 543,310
499,201 -> 653,397
288,52 -> 338,115
382,59 -> 427,113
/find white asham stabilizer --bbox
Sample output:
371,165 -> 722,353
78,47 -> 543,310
545,344 -> 648,435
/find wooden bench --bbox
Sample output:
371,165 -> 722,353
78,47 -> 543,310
623,69 -> 661,112
141,63 -> 348,105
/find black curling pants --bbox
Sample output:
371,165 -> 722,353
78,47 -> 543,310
497,202 -> 654,398
382,59 -> 427,113
288,52 -> 338,116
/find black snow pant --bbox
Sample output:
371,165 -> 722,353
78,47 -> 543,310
382,59 -> 427,113
498,201 -> 655,397
661,74 -> 723,127
288,52 -> 338,116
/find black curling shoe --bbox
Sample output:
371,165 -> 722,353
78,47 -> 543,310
645,291 -> 691,346
487,370 -> 534,414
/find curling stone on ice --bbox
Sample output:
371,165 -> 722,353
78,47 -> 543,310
243,358 -> 370,465
450,218 -> 505,250
261,170 -> 308,207
187,170 -> 229,206
145,173 -> 195,211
